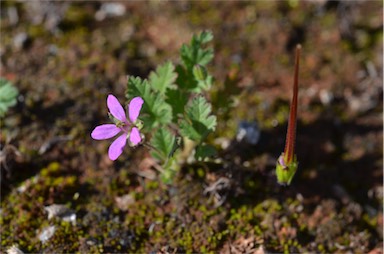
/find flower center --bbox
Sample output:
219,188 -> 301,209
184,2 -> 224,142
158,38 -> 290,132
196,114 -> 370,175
115,121 -> 131,134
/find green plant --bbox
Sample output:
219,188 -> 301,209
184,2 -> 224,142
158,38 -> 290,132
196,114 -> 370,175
126,31 -> 217,183
0,78 -> 18,117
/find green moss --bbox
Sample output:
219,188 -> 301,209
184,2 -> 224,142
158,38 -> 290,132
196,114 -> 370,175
60,5 -> 93,30
362,213 -> 378,228
27,25 -> 47,39
146,180 -> 159,190
197,167 -> 205,178
41,162 -> 61,177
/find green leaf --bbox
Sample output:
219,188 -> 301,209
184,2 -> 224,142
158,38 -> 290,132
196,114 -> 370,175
195,74 -> 213,92
168,136 -> 182,158
177,31 -> 214,94
186,96 -> 216,131
175,65 -> 211,94
199,30 -> 214,44
180,31 -> 214,69
0,78 -> 19,117
150,128 -> 176,161
190,64 -> 213,92
175,64 -> 198,92
165,88 -> 188,121
126,76 -> 172,129
179,96 -> 216,143
126,76 -> 148,99
179,120 -> 201,142
149,61 -> 177,95
195,144 -> 217,161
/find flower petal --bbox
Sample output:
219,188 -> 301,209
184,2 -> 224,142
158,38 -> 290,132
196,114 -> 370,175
108,134 -> 127,161
129,127 -> 141,145
107,94 -> 127,122
91,124 -> 121,140
128,97 -> 144,123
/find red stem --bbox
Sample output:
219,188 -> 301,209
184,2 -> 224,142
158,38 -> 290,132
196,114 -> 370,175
284,45 -> 301,163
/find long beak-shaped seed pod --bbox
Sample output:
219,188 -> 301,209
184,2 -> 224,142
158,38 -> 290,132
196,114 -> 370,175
284,45 -> 300,164
275,45 -> 301,185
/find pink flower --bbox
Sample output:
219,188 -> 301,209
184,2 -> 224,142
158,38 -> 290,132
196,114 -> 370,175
91,94 -> 144,161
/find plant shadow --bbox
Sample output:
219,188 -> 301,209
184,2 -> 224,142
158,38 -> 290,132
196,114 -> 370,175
221,113 -> 382,210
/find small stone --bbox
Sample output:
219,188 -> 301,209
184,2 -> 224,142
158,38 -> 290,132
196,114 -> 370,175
44,204 -> 76,224
115,194 -> 135,211
7,7 -> 19,25
13,33 -> 30,51
236,121 -> 260,145
95,3 -> 126,21
214,137 -> 230,150
38,225 -> 56,243
319,89 -> 333,105
6,245 -> 24,254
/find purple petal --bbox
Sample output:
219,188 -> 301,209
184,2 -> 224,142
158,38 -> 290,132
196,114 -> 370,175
128,97 -> 144,123
108,134 -> 127,161
129,127 -> 141,145
107,94 -> 127,122
278,154 -> 287,168
91,124 -> 121,140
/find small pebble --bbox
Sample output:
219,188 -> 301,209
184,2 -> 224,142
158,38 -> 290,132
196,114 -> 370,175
38,225 -> 56,243
44,204 -> 76,224
6,245 -> 24,254
236,121 -> 260,145
319,89 -> 333,105
115,194 -> 135,211
95,3 -> 126,21
13,33 -> 29,50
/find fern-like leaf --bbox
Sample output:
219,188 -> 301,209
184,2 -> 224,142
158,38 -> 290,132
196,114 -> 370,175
179,96 -> 216,143
149,61 -> 177,95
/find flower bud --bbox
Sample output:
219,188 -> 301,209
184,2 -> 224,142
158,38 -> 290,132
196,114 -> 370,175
193,64 -> 208,81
